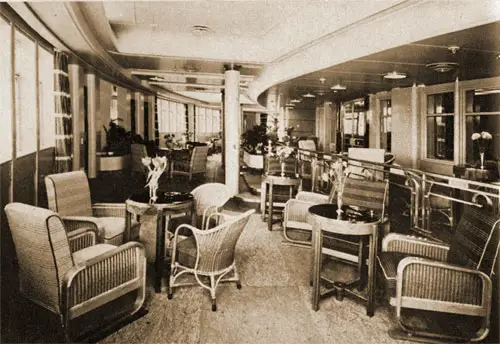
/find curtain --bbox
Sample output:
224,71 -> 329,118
53,50 -> 72,172
154,95 -> 159,146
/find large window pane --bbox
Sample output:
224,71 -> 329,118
0,17 -> 12,163
465,89 -> 500,113
465,115 -> 500,165
14,29 -> 37,157
39,46 -> 54,150
426,116 -> 454,160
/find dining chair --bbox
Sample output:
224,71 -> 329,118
168,210 -> 254,311
4,202 -> 146,342
45,170 -> 140,245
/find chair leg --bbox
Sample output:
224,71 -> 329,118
210,275 -> 217,311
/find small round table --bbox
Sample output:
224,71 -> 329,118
126,192 -> 195,293
307,203 -> 380,316
261,174 -> 301,231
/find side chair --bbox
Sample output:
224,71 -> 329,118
4,203 -> 146,342
377,204 -> 500,342
45,170 -> 141,245
168,209 -> 255,311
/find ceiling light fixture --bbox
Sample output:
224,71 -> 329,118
290,99 -> 301,103
302,93 -> 316,98
426,62 -> 459,73
191,25 -> 213,36
330,83 -> 347,91
319,77 -> 326,84
384,71 -> 407,79
448,45 -> 460,54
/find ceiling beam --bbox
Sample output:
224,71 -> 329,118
149,81 -> 249,89
129,69 -> 255,81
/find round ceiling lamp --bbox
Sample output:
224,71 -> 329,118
384,71 -> 407,79
330,84 -> 347,90
191,25 -> 213,36
426,62 -> 459,73
302,93 -> 316,98
290,98 -> 301,103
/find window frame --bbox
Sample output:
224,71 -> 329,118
421,82 -> 457,165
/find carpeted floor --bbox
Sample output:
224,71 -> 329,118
93,213 -> 404,344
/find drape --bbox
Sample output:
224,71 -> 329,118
53,50 -> 73,173
154,95 -> 159,146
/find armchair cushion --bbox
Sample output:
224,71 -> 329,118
72,244 -> 117,265
377,251 -> 429,293
175,236 -> 197,268
98,217 -> 140,245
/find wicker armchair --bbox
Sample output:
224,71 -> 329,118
45,170 -> 140,245
170,145 -> 209,180
168,209 -> 254,311
190,183 -> 232,229
283,189 -> 332,245
4,203 -> 146,341
377,205 -> 500,342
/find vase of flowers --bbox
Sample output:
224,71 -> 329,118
276,145 -> 294,177
322,158 -> 351,215
142,156 -> 168,204
471,131 -> 492,169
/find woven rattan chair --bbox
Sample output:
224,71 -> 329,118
190,183 -> 232,229
377,205 -> 500,342
170,145 -> 209,181
4,203 -> 146,341
168,209 -> 254,311
283,188 -> 333,246
45,170 -> 140,245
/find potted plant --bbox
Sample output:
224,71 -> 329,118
241,125 -> 268,169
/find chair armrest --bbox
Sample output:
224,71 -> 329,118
67,227 -> 96,252
62,242 -> 146,309
61,216 -> 103,239
395,257 -> 492,315
93,203 -> 126,217
381,233 -> 449,261
295,191 -> 330,203
284,199 -> 317,223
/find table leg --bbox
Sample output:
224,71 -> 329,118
155,213 -> 167,293
312,224 -> 321,311
366,226 -> 378,317
268,181 -> 274,231
260,181 -> 267,221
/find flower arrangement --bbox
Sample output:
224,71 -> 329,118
322,158 -> 351,213
142,156 -> 168,204
275,145 -> 295,176
471,131 -> 492,169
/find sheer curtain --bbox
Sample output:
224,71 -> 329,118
53,50 -> 73,172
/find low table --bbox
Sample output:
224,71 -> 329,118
307,203 -> 380,316
126,191 -> 195,293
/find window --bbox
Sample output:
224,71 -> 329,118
39,46 -> 54,150
157,98 -> 186,133
0,17 -> 12,163
195,107 -> 221,134
14,28 -> 37,157
464,87 -> 500,164
380,99 -> 391,152
426,92 -> 454,160
110,85 -> 118,121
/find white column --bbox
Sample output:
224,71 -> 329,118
86,73 -> 98,178
224,65 -> 241,196
454,77 -> 460,165
135,92 -> 144,138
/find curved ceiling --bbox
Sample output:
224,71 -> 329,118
11,1 -> 500,108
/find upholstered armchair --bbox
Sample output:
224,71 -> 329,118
4,203 -> 146,341
45,170 -> 140,245
377,205 -> 500,342
168,210 -> 254,311
170,145 -> 209,180
190,183 -> 232,229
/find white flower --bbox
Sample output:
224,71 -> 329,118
481,131 -> 492,140
471,133 -> 481,140
142,157 -> 152,167
321,172 -> 329,182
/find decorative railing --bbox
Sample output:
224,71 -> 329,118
295,147 -> 500,243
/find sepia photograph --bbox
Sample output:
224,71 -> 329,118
0,1 -> 499,343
